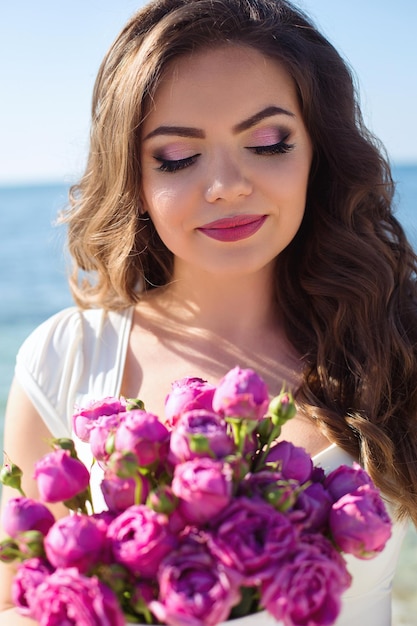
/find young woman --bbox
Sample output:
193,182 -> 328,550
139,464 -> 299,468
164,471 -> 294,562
1,1 -> 417,624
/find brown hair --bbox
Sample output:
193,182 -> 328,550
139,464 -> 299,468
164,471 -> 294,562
62,0 -> 417,522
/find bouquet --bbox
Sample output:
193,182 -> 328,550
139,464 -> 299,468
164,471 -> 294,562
0,366 -> 392,626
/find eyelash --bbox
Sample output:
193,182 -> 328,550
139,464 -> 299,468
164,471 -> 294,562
250,141 -> 295,156
155,155 -> 200,173
154,140 -> 295,173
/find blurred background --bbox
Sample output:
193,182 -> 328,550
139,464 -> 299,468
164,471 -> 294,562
1,1 -> 416,623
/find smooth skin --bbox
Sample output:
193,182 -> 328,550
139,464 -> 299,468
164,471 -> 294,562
0,45 -> 329,623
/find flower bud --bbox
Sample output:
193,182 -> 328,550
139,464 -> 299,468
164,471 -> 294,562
107,451 -> 139,478
126,398 -> 145,411
267,391 -> 296,426
147,485 -> 178,515
33,449 -> 90,505
2,497 -> 55,538
263,480 -> 299,512
255,417 -> 274,445
212,367 -> 269,422
52,438 -> 77,456
0,537 -> 20,563
94,563 -> 132,595
17,530 -> 45,559
0,461 -> 24,495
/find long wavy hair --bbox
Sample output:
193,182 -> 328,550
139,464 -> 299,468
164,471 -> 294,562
62,0 -> 417,523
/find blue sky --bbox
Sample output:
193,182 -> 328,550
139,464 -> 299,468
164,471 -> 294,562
0,0 -> 416,185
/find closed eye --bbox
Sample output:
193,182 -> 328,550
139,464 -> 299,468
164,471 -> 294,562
247,141 -> 295,156
154,154 -> 200,172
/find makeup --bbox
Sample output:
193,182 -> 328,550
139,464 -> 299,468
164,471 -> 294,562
197,214 -> 267,242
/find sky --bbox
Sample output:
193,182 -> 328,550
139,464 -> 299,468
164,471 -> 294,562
0,0 -> 416,185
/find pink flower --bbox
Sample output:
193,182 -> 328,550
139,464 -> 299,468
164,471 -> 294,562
150,534 -> 241,626
261,534 -> 351,626
33,449 -> 90,503
44,514 -> 107,573
212,366 -> 269,421
169,409 -> 234,464
73,397 -> 126,442
291,482 -> 333,532
12,557 -> 53,616
208,497 -> 298,585
101,471 -> 150,513
324,462 -> 374,501
2,498 -> 55,538
165,377 -> 215,427
107,505 -> 177,578
31,568 -> 124,626
265,441 -> 313,483
90,415 -> 119,463
172,457 -> 233,524
89,414 -> 121,462
329,484 -> 392,558
114,410 -> 170,467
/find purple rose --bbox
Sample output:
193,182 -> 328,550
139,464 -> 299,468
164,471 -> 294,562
33,449 -> 90,503
114,410 -> 170,467
89,414 -> 121,462
150,534 -> 241,626
32,568 -> 124,626
44,514 -> 107,573
107,505 -> 177,578
12,558 -> 53,616
73,397 -> 126,442
265,441 -> 313,483
165,377 -> 215,427
261,534 -> 351,626
311,466 -> 326,483
212,366 -> 269,421
172,457 -> 233,524
291,482 -> 333,532
92,510 -> 118,526
208,497 -> 298,585
2,497 -> 55,538
324,462 -> 374,502
329,484 -> 392,558
169,409 -> 234,464
101,471 -> 150,513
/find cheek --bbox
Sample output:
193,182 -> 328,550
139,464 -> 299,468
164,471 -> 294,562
142,169 -> 195,204
275,156 -> 311,204
142,178 -> 177,221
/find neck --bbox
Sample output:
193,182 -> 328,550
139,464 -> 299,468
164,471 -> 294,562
133,263 -> 302,397
154,263 -> 278,341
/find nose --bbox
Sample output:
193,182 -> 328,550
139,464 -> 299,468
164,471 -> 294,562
204,150 -> 253,204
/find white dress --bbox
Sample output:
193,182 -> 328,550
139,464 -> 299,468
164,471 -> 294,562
15,307 -> 409,626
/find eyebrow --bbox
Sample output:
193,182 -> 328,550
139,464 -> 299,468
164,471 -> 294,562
143,105 -> 295,141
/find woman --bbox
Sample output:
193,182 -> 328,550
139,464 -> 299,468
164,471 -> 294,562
1,0 -> 417,623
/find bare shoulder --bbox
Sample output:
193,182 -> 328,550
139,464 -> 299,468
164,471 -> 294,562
2,378 -> 61,498
0,607 -> 37,624
0,379 -> 67,612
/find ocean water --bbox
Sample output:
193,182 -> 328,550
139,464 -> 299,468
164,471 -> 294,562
1,166 -> 417,622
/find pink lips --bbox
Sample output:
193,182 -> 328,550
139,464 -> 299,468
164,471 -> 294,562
197,214 -> 267,242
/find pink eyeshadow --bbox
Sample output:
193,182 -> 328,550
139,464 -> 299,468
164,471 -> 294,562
159,144 -> 194,160
250,127 -> 282,144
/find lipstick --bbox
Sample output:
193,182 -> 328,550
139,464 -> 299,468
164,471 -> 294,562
197,214 -> 267,242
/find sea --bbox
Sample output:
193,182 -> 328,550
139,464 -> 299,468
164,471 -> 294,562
0,166 -> 417,623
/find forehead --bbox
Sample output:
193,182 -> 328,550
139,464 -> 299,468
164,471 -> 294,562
144,44 -> 301,127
